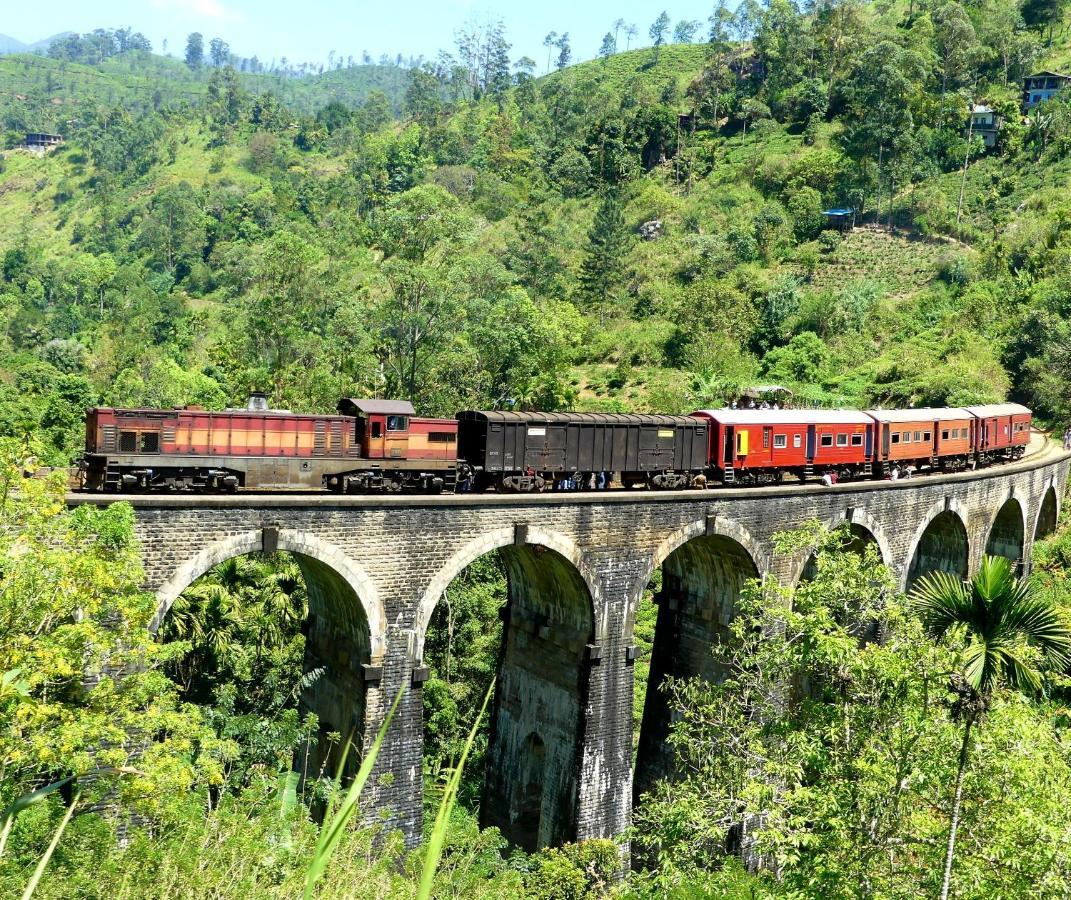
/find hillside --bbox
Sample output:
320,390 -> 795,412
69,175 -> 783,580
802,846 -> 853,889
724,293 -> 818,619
5,6 -> 1071,899
0,50 -> 410,136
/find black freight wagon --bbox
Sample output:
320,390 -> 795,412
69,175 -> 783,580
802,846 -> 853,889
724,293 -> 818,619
456,411 -> 708,491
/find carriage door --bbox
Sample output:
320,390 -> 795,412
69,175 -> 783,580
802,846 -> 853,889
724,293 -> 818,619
806,425 -> 817,462
762,426 -> 773,465
384,414 -> 409,460
881,424 -> 890,458
723,426 -> 735,466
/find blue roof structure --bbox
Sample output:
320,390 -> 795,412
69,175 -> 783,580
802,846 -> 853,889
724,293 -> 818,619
822,208 -> 855,216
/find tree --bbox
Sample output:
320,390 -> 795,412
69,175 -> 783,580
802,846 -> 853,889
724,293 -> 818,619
674,19 -> 701,43
0,444 -> 224,825
650,12 -> 671,61
912,556 -> 1071,900
625,23 -> 639,50
405,66 -> 442,126
579,190 -> 629,324
543,31 -> 558,74
613,18 -> 626,48
208,37 -> 230,67
138,182 -> 207,277
598,32 -> 617,60
184,32 -> 204,68
555,33 -> 572,70
1022,0 -> 1067,45
932,2 -> 979,93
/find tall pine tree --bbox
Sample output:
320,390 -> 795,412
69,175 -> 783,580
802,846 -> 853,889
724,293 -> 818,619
579,190 -> 628,324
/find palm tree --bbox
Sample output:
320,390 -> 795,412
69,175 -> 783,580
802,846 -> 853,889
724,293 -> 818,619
911,556 -> 1071,900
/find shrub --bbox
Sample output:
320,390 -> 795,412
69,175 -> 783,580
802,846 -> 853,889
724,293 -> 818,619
524,839 -> 620,900
818,230 -> 841,253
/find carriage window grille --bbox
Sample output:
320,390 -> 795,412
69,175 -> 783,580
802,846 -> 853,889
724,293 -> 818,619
914,431 -> 922,442
763,430 -> 770,448
140,432 -> 160,453
119,431 -> 137,452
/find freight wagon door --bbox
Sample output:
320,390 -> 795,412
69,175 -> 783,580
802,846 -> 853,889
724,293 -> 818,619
639,426 -> 675,469
525,424 -> 566,470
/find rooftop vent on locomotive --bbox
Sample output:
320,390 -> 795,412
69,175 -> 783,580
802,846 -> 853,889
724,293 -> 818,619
80,395 -> 465,493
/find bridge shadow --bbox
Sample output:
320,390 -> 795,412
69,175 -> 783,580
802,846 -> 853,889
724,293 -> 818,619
632,529 -> 761,807
1035,485 -> 1059,543
421,541 -> 594,853
986,498 -> 1026,573
905,509 -> 969,594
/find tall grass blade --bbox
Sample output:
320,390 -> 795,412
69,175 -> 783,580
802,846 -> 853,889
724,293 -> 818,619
302,683 -> 405,900
21,789 -> 80,900
416,678 -> 495,900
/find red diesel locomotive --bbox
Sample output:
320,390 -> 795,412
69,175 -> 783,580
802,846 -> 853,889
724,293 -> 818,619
79,396 -> 1035,493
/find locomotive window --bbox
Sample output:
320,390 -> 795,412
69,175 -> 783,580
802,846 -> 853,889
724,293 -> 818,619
387,415 -> 408,432
891,433 -> 900,444
820,434 -> 833,447
836,433 -> 848,447
371,421 -> 382,439
140,432 -> 160,453
851,434 -> 863,446
774,434 -> 787,449
793,434 -> 801,448
119,431 -> 137,452
428,432 -> 456,443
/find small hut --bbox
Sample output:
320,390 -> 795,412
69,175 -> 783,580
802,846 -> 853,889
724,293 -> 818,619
821,207 -> 856,232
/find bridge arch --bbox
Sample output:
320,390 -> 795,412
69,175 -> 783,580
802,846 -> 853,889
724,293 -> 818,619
984,496 -> 1027,570
903,499 -> 970,593
415,526 -> 602,657
416,526 -> 598,852
1034,481 -> 1061,543
789,510 -> 893,586
152,528 -> 386,659
632,517 -> 765,804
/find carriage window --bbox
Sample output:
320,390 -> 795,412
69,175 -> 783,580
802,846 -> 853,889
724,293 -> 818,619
924,432 -> 932,442
892,433 -> 901,443
428,432 -> 456,443
119,431 -> 137,452
140,432 -> 160,453
774,434 -> 787,449
763,430 -> 770,448
851,434 -> 863,446
793,434 -> 801,448
386,415 -> 408,432
820,434 -> 833,447
371,421 -> 382,439
942,430 -> 949,440
914,430 -> 922,442
836,433 -> 848,446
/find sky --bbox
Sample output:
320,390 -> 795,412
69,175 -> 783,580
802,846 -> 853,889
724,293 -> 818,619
4,0 -> 719,69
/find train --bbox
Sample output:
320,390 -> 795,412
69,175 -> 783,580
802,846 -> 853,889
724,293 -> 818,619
78,394 -> 1033,493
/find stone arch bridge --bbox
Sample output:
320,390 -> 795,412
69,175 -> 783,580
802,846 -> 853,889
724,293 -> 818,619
68,446 -> 1070,853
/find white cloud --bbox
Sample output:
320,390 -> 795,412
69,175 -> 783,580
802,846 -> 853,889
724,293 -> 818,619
151,0 -> 243,22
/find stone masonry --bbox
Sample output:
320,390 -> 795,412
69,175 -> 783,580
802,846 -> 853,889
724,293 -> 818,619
67,447 -> 1070,851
